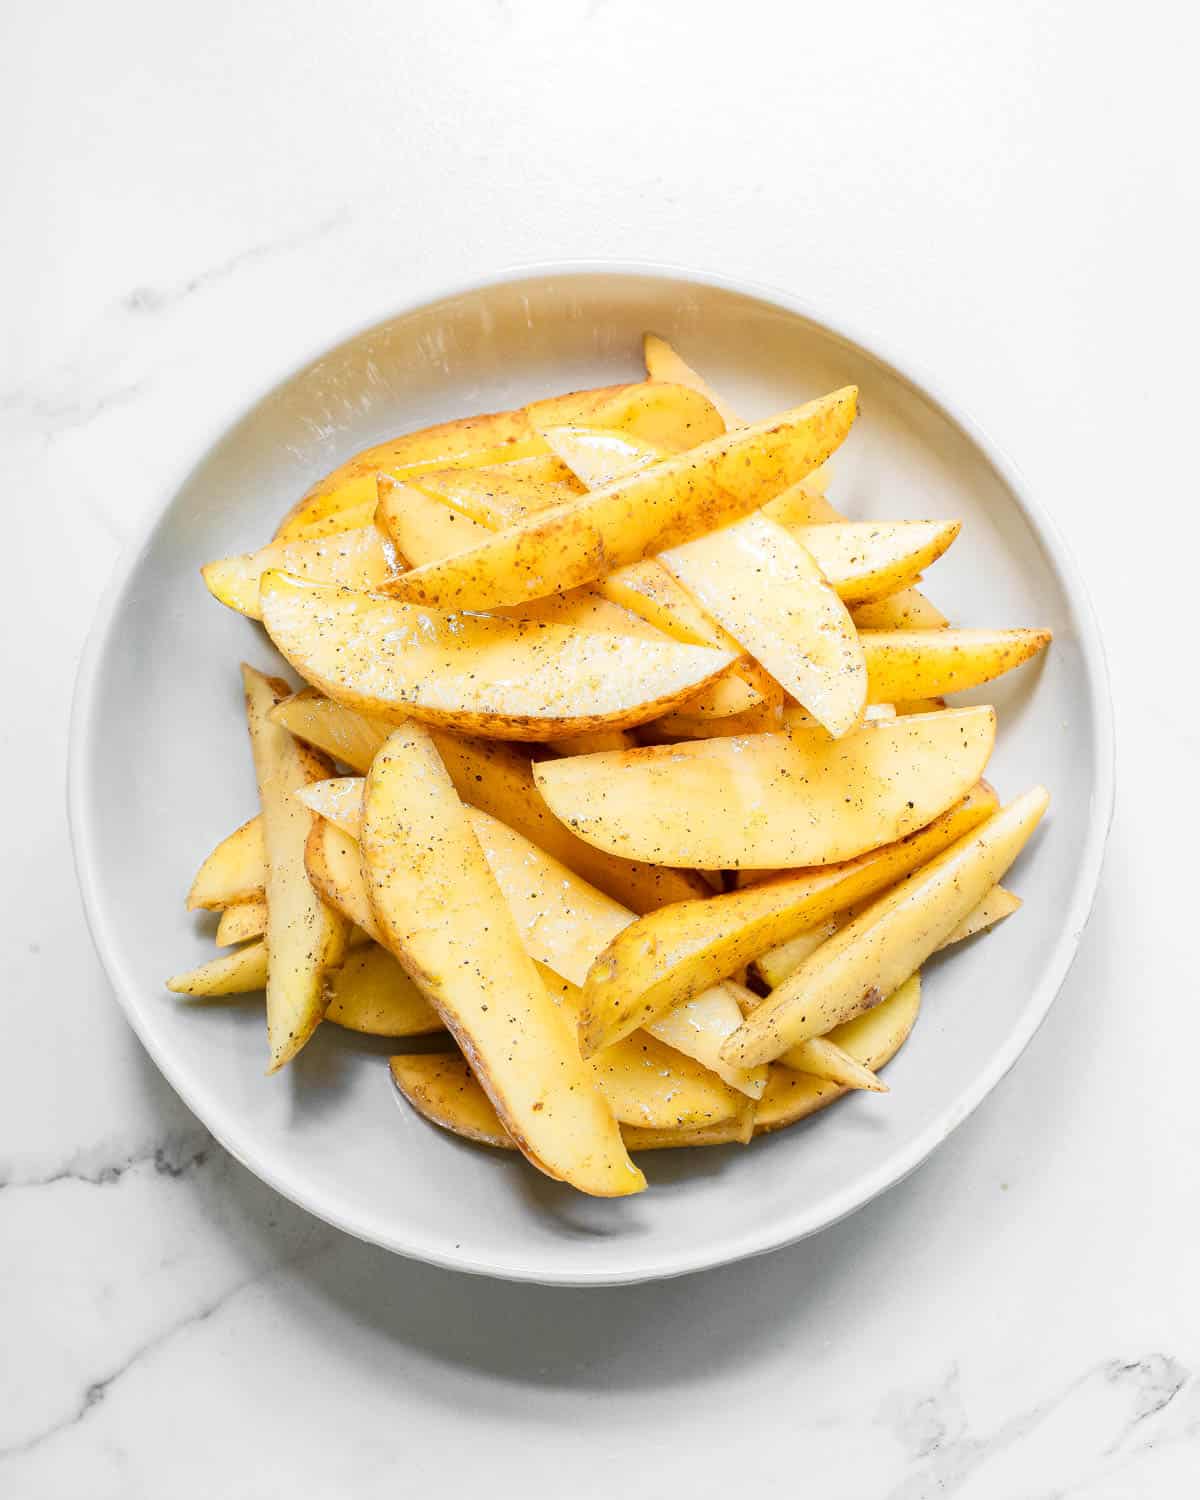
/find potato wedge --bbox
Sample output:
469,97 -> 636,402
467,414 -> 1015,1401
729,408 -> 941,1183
643,332 -> 744,428
274,689 -> 710,912
383,389 -> 858,610
214,898 -> 268,947
202,526 -> 401,619
413,455 -> 582,526
754,973 -> 922,1133
299,776 -> 767,1100
576,784 -> 997,1052
783,1036 -> 887,1092
792,521 -> 960,605
646,699 -> 786,741
376,479 -> 670,639
390,1053 -> 516,1150
862,628 -> 1052,701
186,814 -> 266,911
754,881 -> 1021,989
325,943 -> 442,1037
543,729 -> 638,756
724,788 -> 1049,1065
534,707 -> 997,871
392,434 -> 775,720
361,724 -> 644,1196
260,573 -> 735,741
275,381 -> 725,541
662,513 -> 867,737
167,940 -> 269,997
304,818 -> 381,940
851,588 -> 950,630
242,666 -> 348,1070
390,1053 -> 753,1152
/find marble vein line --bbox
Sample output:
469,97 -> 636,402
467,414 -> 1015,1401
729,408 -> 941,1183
0,1127 -> 214,1191
1,208 -> 350,439
880,1354 -> 1193,1498
0,1237 -> 334,1467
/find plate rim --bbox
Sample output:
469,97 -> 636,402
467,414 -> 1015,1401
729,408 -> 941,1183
67,259 -> 1116,1286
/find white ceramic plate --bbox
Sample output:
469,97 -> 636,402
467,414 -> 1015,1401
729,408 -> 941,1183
69,265 -> 1113,1286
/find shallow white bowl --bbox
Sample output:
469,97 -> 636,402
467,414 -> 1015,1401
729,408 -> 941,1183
69,265 -> 1113,1285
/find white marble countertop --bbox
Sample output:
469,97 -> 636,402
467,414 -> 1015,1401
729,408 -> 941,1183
4,2 -> 1196,1494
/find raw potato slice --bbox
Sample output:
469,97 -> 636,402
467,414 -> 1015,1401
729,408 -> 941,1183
721,980 -> 883,1092
754,881 -> 1021,989
260,573 -> 735,741
862,629 -> 1052,701
533,707 -> 997,870
544,729 -> 637,756
167,940 -> 269,997
383,389 -> 858,610
577,785 -> 996,1052
754,974 -> 922,1133
361,723 -> 644,1197
851,587 -> 949,630
643,332 -> 744,428
791,521 -> 960,605
273,689 -> 710,912
186,815 -> 266,910
304,819 -> 382,941
298,777 -> 767,1100
376,480 -> 669,639
646,698 -> 786,742
389,1054 -> 754,1152
215,898 -> 268,946
783,1036 -> 887,1092
661,513 -> 867,737
393,433 -> 774,721
275,381 -> 725,541
242,666 -> 348,1070
413,455 -> 583,526
725,788 -> 1050,1065
390,1054 -> 515,1150
325,944 -> 442,1037
202,527 -> 400,619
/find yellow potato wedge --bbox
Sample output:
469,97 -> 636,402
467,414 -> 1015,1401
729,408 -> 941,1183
894,697 -> 947,714
783,1036 -> 887,1092
576,784 -> 996,1052
754,973 -> 922,1133
862,628 -> 1052,701
395,431 -> 775,721
852,589 -> 949,630
361,724 -> 644,1196
759,480 -> 848,528
544,729 -> 638,756
643,332 -> 744,428
662,513 -> 867,737
534,707 -> 997,871
260,573 -> 735,741
214,898 -> 268,947
383,388 -> 858,610
792,520 -> 961,605
587,1026 -> 744,1129
299,776 -> 766,1100
390,1053 -> 753,1153
202,526 -> 401,619
755,881 -> 1021,989
325,943 -> 442,1037
390,1053 -> 516,1150
646,698 -> 786,741
275,381 -> 725,541
725,788 -> 1049,1065
242,666 -> 348,1070
376,479 -> 670,639
167,940 -> 269,997
274,689 -> 710,913
413,455 -> 583,526
186,814 -> 266,911
721,979 -> 883,1092
304,818 -> 381,940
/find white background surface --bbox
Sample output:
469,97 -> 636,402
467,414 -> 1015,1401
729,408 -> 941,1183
3,2 -> 1197,1495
